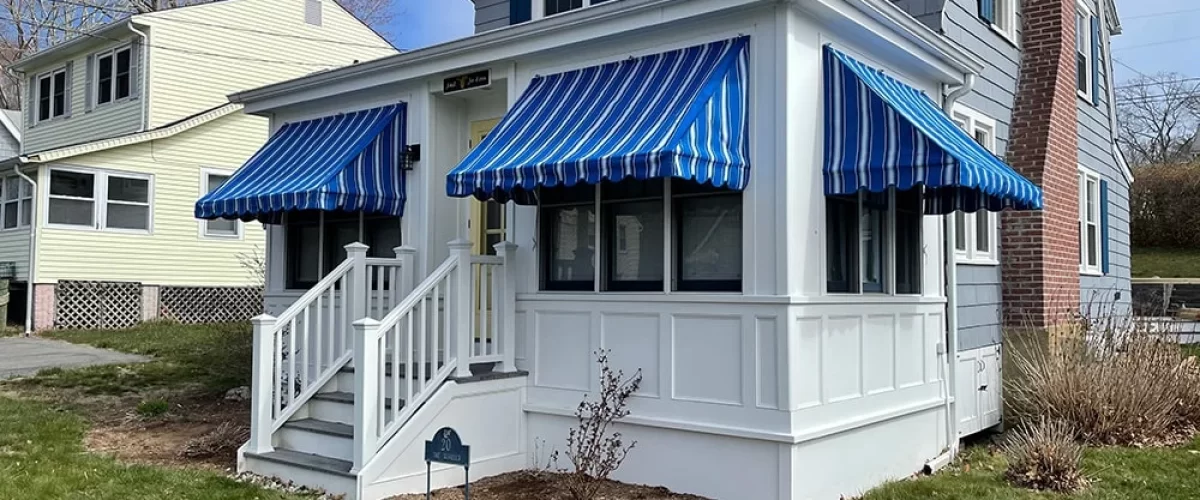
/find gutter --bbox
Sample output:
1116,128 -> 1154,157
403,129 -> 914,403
12,164 -> 35,335
128,22 -> 150,132
1097,3 -> 1133,184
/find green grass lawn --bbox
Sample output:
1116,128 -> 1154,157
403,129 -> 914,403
0,322 -> 315,500
1132,247 -> 1200,278
862,438 -> 1200,500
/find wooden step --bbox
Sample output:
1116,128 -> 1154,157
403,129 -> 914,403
283,418 -> 353,438
246,448 -> 354,477
311,391 -> 400,409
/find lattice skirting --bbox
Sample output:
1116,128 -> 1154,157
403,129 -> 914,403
159,286 -> 263,324
54,280 -> 143,330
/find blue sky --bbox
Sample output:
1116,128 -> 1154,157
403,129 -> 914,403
379,0 -> 1190,85
384,0 -> 476,51
1105,0 -> 1195,83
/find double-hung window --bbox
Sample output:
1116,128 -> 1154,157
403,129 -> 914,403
201,171 -> 240,238
95,46 -> 133,105
0,177 -> 32,230
47,168 -> 152,232
1076,0 -> 1094,100
539,178 -> 743,293
1078,167 -> 1102,275
826,188 -> 923,295
950,106 -> 1000,264
537,0 -> 611,18
36,67 -> 68,122
979,0 -> 1018,43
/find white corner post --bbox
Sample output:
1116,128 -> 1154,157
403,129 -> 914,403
346,242 -> 369,322
495,241 -> 518,372
449,239 -> 474,378
248,314 -> 277,454
351,317 -> 381,473
394,245 -> 417,298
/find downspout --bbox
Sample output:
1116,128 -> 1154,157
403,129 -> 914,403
931,73 -> 975,469
127,22 -> 149,132
14,164 -> 35,335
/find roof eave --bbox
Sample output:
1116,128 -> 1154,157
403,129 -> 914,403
10,20 -> 149,73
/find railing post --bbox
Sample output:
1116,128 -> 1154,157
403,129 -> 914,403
248,314 -> 277,455
494,241 -> 518,372
346,242 -> 369,321
394,245 -> 417,298
351,317 -> 381,473
449,239 -> 474,378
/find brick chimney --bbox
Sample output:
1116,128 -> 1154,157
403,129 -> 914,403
1001,0 -> 1081,328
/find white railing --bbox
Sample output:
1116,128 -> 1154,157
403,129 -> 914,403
351,239 -> 517,471
247,243 -> 415,456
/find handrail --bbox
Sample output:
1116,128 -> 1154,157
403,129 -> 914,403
275,259 -> 353,325
470,254 -> 503,265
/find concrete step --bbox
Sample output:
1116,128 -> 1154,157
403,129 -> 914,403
278,418 -> 353,462
308,391 -> 402,425
243,448 -> 355,498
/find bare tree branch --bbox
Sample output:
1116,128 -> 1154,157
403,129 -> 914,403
1116,72 -> 1200,167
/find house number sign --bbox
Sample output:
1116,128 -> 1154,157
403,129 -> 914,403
443,69 -> 491,94
424,426 -> 471,499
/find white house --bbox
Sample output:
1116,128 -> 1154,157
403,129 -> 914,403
196,0 -> 1043,498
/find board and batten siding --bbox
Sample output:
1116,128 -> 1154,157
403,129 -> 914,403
1078,0 -> 1131,315
21,36 -> 145,154
939,0 -> 1021,351
33,112 -> 267,286
474,0 -> 511,32
138,0 -> 396,128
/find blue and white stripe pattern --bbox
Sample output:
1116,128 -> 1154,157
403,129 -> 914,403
823,46 -> 1043,213
447,37 -> 750,204
195,104 -> 407,223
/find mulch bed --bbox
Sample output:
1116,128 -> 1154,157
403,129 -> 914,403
388,470 -> 711,500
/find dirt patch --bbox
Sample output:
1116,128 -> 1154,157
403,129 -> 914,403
388,470 -> 711,500
81,394 -> 249,470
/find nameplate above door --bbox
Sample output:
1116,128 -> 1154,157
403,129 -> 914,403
444,69 -> 491,94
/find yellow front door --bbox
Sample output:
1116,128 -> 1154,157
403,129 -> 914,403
468,119 -> 504,347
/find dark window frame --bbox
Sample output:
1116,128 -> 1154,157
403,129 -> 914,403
284,210 -> 403,290
825,188 -> 923,296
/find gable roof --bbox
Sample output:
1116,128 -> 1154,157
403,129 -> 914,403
0,110 -> 20,142
19,103 -> 241,163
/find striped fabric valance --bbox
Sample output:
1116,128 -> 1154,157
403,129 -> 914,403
446,36 -> 750,204
823,45 -> 1042,214
195,104 -> 407,223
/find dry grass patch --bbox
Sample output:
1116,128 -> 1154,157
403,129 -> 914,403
1002,418 -> 1087,493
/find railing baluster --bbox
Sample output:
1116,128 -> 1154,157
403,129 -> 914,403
431,283 -> 440,370
340,278 -> 348,355
418,290 -> 427,390
273,329 -> 282,416
315,293 -> 324,371
490,265 -> 498,356
302,307 -> 310,392
406,312 -> 414,403
288,318 -> 297,405
391,321 -> 401,423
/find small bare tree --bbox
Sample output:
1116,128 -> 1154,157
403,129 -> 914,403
236,245 -> 266,288
557,349 -> 642,500
1116,72 -> 1200,167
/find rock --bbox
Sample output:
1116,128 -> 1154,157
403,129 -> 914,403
224,386 -> 250,402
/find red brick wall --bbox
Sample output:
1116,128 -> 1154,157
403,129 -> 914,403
1001,0 -> 1081,328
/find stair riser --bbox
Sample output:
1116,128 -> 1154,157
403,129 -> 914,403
308,399 -> 356,425
277,427 -> 354,462
334,371 -> 426,396
242,454 -> 356,499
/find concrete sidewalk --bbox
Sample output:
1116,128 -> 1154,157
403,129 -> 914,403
0,336 -> 148,379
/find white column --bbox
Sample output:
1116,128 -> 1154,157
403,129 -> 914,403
494,241 -> 518,372
247,314 -> 277,454
394,245 -> 417,298
351,317 -> 381,473
346,242 -> 369,322
449,239 -> 474,378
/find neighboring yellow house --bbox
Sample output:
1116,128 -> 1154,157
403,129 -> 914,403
2,0 -> 397,331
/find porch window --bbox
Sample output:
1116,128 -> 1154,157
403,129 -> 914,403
284,210 -> 402,289
539,178 -> 742,293
47,168 -> 152,232
825,188 -> 922,295
1,176 -> 32,230
95,45 -> 133,105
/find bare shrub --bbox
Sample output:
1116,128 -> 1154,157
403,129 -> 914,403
180,422 -> 249,459
1003,418 -> 1087,493
557,349 -> 642,500
1006,308 -> 1200,446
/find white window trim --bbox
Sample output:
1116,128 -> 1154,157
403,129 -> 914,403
93,45 -> 134,107
1078,165 -> 1102,276
199,169 -> 243,240
533,0 -> 606,20
988,0 -> 1019,46
0,176 -> 33,232
34,67 -> 68,123
1075,0 -> 1094,102
950,105 -> 1000,265
44,166 -> 154,235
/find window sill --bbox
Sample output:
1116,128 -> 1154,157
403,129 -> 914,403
956,257 -> 999,267
201,232 -> 243,241
0,225 -> 31,232
44,223 -> 152,236
1080,268 -> 1104,277
988,24 -> 1018,48
93,96 -> 136,110
1077,89 -> 1093,103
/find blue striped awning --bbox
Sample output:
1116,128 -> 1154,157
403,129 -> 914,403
447,36 -> 750,204
823,46 -> 1042,213
195,104 -> 407,223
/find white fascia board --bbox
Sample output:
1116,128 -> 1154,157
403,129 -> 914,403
234,0 -> 983,114
0,113 -> 20,143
